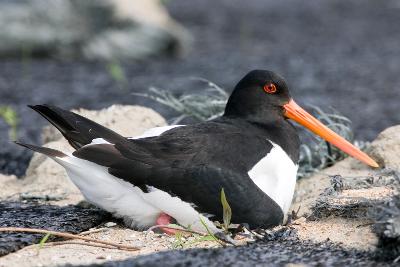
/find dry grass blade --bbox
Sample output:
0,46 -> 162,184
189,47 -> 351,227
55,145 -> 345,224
220,188 -> 232,233
147,225 -> 207,236
133,78 -> 228,123
0,227 -> 139,251
43,241 -> 132,250
147,224 -> 226,247
78,228 -> 110,236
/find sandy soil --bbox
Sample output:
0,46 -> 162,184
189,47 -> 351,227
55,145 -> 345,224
0,228 -> 220,267
292,217 -> 377,250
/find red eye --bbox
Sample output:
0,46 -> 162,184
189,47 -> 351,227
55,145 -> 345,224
263,83 -> 277,94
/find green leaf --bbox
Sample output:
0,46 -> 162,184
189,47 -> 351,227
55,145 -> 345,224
0,106 -> 18,140
199,216 -> 218,242
38,233 -> 51,249
166,223 -> 182,229
220,188 -> 232,232
172,231 -> 184,248
106,61 -> 127,87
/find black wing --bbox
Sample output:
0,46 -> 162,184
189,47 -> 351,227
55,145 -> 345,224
29,105 -> 125,149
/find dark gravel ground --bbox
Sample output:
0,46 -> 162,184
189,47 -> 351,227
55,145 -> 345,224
0,201 -> 109,256
1,0 -> 400,176
77,229 -> 394,267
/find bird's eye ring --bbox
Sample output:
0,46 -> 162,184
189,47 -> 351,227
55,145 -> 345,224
263,83 -> 277,94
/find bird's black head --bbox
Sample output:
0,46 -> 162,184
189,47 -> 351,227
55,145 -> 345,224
223,69 -> 379,168
224,70 -> 291,122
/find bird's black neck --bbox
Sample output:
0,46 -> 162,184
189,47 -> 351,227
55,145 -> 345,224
219,115 -> 300,163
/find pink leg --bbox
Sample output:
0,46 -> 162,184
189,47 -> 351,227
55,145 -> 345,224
156,212 -> 178,235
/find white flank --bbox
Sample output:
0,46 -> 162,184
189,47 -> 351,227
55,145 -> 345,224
58,156 -> 159,229
247,142 -> 298,215
52,154 -> 217,232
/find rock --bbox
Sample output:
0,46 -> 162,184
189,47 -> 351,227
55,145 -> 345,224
291,159 -> 374,217
367,125 -> 400,171
0,174 -> 19,199
0,105 -> 166,205
0,0 -> 190,60
104,222 -> 117,228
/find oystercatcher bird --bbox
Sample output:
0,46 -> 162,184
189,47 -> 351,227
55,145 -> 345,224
16,70 -> 378,234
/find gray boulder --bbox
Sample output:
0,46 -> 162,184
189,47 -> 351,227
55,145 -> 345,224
0,0 -> 190,60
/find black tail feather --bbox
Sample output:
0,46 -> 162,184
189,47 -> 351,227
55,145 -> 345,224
28,105 -> 125,150
15,141 -> 66,158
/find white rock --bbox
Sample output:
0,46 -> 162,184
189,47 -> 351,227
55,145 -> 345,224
104,222 -> 117,227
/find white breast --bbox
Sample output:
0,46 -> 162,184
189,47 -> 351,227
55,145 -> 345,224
247,142 -> 298,214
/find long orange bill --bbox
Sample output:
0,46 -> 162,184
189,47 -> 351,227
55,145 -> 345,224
283,99 -> 379,168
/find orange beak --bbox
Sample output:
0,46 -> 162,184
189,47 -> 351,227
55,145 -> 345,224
283,99 -> 379,168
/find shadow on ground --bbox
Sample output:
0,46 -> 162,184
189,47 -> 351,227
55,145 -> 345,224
0,202 -> 109,256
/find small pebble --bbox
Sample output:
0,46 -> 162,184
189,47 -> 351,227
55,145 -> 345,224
104,222 -> 117,227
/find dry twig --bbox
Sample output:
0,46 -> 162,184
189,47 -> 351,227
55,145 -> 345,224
0,227 -> 139,251
78,228 -> 110,236
43,240 -> 135,251
147,225 -> 207,236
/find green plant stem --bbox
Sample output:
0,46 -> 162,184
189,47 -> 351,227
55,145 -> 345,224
38,233 -> 51,249
199,217 -> 225,246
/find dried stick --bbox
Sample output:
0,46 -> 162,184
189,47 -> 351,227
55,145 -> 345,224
147,225 -> 207,236
43,240 -> 136,251
0,227 -> 139,251
79,228 -> 109,236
